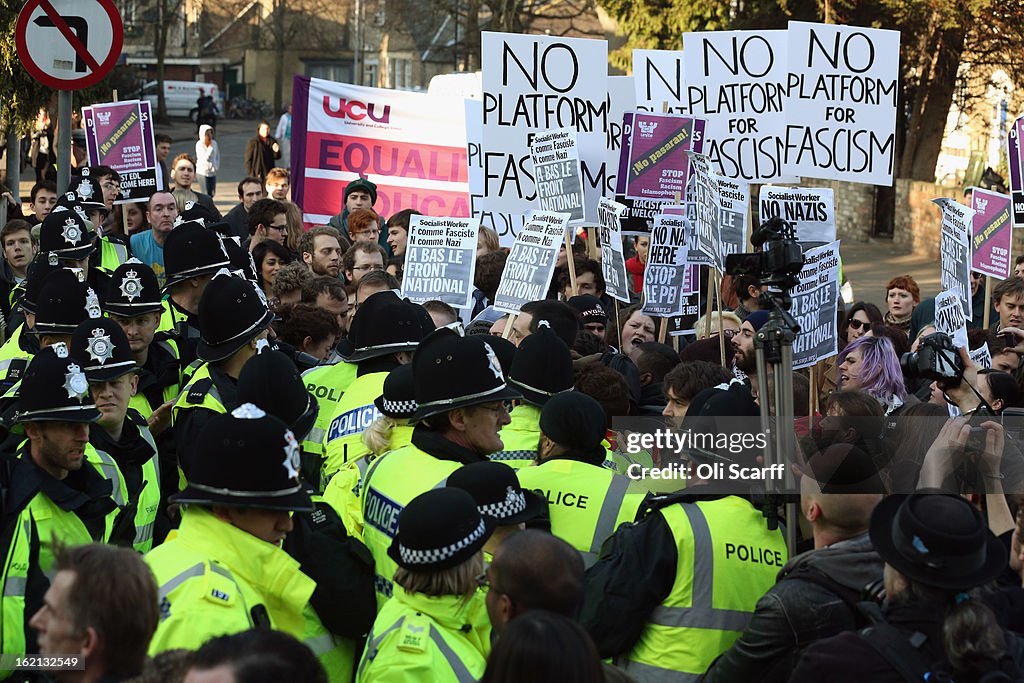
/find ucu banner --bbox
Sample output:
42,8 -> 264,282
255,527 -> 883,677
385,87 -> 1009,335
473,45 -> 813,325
292,76 -> 470,226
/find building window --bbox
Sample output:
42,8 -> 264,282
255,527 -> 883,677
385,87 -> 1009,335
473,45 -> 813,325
365,60 -> 379,87
306,61 -> 354,84
389,58 -> 412,90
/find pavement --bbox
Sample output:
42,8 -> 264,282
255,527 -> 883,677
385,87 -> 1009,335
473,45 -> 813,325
839,239 -> 941,304
11,114 -> 944,307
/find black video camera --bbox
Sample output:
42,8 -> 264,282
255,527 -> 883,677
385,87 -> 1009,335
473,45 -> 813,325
724,217 -> 804,285
899,332 -> 963,387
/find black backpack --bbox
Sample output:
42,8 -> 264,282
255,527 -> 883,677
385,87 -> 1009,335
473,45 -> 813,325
856,602 -> 1021,683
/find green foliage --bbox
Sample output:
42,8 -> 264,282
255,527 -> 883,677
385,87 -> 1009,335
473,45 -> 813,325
0,2 -> 54,133
0,3 -> 140,133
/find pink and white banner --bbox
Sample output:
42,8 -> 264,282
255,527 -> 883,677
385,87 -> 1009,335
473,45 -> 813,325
291,77 -> 471,226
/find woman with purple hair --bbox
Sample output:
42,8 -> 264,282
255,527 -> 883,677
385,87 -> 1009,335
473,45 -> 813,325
838,335 -> 909,415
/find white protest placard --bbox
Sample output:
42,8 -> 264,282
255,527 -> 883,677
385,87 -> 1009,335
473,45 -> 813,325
633,49 -> 688,115
493,211 -> 570,313
597,198 -> 631,303
783,22 -> 900,185
530,129 -> 585,223
934,289 -> 969,350
758,186 -> 836,245
602,76 -> 636,200
792,240 -> 841,368
718,178 -> 749,264
642,211 -> 691,317
935,198 -> 974,321
969,343 -> 992,370
687,152 -> 724,271
466,98 -> 524,247
481,32 -> 608,215
683,30 -> 793,183
402,216 -> 480,309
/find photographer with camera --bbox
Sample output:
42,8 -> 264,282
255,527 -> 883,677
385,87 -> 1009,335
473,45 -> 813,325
909,333 -> 1024,529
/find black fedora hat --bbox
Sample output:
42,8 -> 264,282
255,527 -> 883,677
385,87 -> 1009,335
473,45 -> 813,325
345,291 -> 424,363
172,403 -> 313,512
411,328 -> 522,423
387,488 -> 495,571
869,492 -> 1006,591
162,222 -> 232,291
509,324 -> 573,407
447,461 -> 547,526
70,318 -> 137,382
373,364 -> 417,419
34,269 -> 103,336
14,343 -> 101,424
196,270 -> 275,363
39,208 -> 96,262
104,260 -> 164,317
67,167 -> 108,214
237,350 -> 318,441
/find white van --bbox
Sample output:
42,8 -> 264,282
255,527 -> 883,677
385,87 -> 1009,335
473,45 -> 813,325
139,81 -> 222,119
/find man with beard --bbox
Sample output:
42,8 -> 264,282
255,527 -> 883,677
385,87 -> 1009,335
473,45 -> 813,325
730,310 -> 770,396
299,226 -> 345,278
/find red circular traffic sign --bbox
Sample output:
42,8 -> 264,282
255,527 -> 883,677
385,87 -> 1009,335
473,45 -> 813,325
15,0 -> 123,90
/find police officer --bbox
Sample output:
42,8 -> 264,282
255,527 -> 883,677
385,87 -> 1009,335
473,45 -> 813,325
579,384 -> 788,682
145,403 -> 346,679
0,261 -> 59,396
105,260 -> 181,427
237,350 -> 377,681
39,196 -> 112,298
237,350 -> 320,450
70,317 -> 164,551
173,270 -> 274,477
0,268 -> 104,430
322,363 -> 418,540
490,324 -> 574,470
69,167 -> 131,274
447,460 -> 547,559
516,391 -> 648,567
158,217 -> 232,369
321,291 -> 425,486
360,329 -> 521,604
356,488 -> 494,682
0,344 -> 129,662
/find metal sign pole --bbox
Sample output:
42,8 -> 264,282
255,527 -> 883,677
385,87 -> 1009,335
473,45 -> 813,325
56,90 -> 72,193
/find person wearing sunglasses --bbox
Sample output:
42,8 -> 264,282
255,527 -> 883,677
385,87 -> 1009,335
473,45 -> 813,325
843,302 -> 882,348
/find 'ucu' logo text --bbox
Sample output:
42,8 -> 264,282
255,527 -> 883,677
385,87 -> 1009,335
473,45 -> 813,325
322,97 -> 392,123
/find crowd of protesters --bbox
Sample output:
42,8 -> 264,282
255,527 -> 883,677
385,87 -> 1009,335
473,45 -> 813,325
2,121 -> 1024,683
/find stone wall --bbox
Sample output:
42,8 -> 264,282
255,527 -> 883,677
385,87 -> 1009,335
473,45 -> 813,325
892,180 -> 959,259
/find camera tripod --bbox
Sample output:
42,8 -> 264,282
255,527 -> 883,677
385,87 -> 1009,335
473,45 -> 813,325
753,285 -> 801,554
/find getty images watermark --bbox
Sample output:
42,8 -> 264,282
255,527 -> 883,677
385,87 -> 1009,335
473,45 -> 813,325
620,428 -> 786,483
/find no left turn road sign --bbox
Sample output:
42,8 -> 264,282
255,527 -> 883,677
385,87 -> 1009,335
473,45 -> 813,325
16,0 -> 123,90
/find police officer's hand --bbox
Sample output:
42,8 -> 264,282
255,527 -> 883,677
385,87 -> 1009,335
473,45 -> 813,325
148,399 -> 175,436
